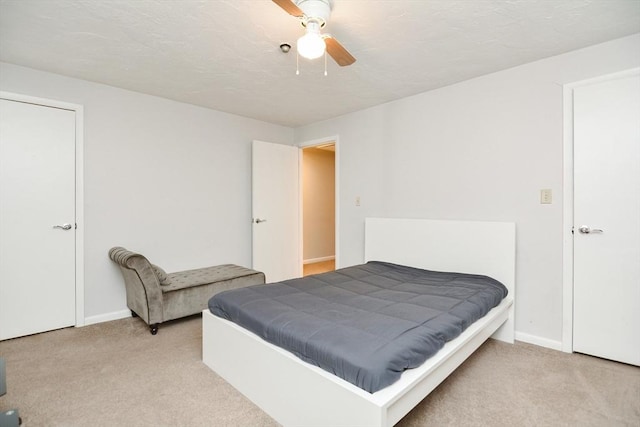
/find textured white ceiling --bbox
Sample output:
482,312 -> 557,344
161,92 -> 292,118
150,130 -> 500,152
1,0 -> 639,127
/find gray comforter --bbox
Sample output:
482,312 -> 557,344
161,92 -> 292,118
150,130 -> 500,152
208,261 -> 507,393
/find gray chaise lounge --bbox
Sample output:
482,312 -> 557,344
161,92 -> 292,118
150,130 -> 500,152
109,247 -> 265,334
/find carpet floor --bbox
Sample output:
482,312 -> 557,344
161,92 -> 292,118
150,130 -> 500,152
0,315 -> 638,426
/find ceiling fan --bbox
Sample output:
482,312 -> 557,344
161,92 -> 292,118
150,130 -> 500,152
273,0 -> 356,66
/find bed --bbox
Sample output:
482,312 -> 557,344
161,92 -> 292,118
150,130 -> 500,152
202,218 -> 515,426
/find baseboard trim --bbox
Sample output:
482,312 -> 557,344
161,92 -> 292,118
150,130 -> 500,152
83,309 -> 131,326
303,256 -> 335,265
515,331 -> 563,351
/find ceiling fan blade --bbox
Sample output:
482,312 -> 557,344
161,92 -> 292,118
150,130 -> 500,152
272,0 -> 304,18
324,36 -> 356,67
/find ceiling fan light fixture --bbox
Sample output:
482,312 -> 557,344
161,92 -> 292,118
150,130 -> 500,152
273,0 -> 355,67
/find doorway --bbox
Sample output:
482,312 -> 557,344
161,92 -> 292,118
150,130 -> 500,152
301,141 -> 336,276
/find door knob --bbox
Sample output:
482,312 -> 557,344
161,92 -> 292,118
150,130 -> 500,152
578,225 -> 603,234
53,223 -> 73,230
254,218 -> 267,224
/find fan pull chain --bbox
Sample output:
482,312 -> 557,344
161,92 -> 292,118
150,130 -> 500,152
324,51 -> 328,76
296,51 -> 300,75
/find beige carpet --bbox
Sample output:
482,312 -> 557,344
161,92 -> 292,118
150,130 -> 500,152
1,315 -> 638,427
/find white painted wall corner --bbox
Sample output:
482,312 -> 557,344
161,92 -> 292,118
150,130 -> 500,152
515,331 -> 563,351
83,309 -> 132,327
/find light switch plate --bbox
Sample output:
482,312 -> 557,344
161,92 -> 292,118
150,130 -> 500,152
540,189 -> 552,204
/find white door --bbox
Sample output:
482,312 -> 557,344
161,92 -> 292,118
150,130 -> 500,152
252,140 -> 300,283
0,98 -> 76,340
573,73 -> 640,366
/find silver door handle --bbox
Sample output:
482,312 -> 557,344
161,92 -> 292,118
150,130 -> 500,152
578,225 -> 603,234
254,218 -> 267,224
53,223 -> 73,230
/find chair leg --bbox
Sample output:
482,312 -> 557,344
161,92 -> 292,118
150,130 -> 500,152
150,324 -> 159,335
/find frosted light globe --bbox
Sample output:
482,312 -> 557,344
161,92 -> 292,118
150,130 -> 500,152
297,32 -> 326,60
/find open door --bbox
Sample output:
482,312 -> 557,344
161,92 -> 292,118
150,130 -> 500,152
252,140 -> 300,283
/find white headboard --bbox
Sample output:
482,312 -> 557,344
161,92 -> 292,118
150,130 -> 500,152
364,217 -> 516,303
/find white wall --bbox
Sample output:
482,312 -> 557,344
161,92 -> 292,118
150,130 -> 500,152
0,62 -> 293,322
294,34 -> 640,347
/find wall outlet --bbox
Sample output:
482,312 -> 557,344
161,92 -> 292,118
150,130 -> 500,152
540,189 -> 552,204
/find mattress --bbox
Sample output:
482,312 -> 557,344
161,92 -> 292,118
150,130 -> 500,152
208,261 -> 508,393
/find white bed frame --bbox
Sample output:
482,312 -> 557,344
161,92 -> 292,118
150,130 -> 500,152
203,218 -> 515,426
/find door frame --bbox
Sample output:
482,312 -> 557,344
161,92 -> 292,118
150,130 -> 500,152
298,135 -> 340,270
0,91 -> 85,327
561,68 -> 639,352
